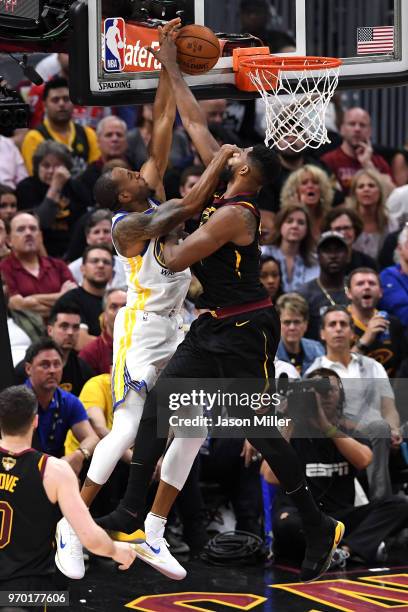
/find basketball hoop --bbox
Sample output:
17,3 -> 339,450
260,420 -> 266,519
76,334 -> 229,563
233,48 -> 342,152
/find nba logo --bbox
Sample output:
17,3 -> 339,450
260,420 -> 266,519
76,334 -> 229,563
103,17 -> 126,72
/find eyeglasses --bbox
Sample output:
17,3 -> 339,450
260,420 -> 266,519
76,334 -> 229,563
87,257 -> 112,266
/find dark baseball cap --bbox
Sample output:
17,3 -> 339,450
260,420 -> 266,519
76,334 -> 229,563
317,231 -> 348,250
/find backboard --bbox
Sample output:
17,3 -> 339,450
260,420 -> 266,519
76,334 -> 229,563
69,0 -> 408,106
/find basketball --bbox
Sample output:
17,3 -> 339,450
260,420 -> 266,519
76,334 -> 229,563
176,25 -> 221,75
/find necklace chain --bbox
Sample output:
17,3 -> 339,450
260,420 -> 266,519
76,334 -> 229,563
316,278 -> 347,306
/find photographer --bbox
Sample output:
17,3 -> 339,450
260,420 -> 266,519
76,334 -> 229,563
305,306 -> 400,501
261,369 -> 408,566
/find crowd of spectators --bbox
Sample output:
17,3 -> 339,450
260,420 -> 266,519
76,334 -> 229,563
2,5 -> 408,567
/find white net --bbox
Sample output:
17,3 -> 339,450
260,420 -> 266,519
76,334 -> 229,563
248,59 -> 341,152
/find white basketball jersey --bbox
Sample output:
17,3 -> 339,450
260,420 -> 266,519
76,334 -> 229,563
112,202 -> 191,315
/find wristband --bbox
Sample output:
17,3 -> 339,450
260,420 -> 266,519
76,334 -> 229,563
324,425 -> 338,438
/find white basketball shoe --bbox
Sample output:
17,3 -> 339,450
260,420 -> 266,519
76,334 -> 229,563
55,517 -> 85,579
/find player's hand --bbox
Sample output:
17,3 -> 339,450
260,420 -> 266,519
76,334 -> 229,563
147,26 -> 178,67
217,144 -> 241,159
158,17 -> 181,44
355,140 -> 374,167
112,542 -> 137,570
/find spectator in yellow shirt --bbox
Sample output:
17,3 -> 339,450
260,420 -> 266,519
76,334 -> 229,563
65,373 -> 131,464
65,372 -> 131,515
22,76 -> 100,178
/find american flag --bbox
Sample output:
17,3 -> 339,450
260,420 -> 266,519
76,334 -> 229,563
357,26 -> 394,55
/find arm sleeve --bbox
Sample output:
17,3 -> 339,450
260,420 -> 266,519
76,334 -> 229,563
54,259 -> 76,284
16,181 -> 61,229
371,360 -> 395,399
84,126 -> 101,164
34,196 -> 60,228
21,130 -> 44,175
67,395 -> 89,427
65,212 -> 90,262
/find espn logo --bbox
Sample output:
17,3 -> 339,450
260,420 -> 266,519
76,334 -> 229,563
306,462 -> 349,477
103,17 -> 126,72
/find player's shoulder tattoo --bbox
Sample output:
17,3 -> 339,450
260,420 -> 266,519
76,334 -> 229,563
234,205 -> 257,239
112,212 -> 149,251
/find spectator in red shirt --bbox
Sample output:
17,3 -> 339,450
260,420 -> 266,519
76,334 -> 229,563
321,107 -> 394,195
79,288 -> 126,374
0,212 -> 76,318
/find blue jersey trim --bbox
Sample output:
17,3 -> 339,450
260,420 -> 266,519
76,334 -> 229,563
140,241 -> 150,256
112,212 -> 129,231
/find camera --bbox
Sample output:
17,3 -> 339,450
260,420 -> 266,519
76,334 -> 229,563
0,80 -> 30,132
0,0 -> 74,40
277,376 -> 334,421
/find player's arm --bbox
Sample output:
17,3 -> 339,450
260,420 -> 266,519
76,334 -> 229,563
163,205 -> 257,272
148,34 -> 220,167
113,144 -> 238,257
43,458 -> 136,569
140,19 -> 180,199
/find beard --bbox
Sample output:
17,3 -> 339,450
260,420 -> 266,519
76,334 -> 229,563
279,150 -> 304,162
88,278 -> 109,290
220,166 -> 233,184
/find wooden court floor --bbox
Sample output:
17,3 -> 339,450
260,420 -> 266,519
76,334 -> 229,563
68,551 -> 408,611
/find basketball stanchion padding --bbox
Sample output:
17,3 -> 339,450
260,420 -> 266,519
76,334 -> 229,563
233,47 -> 342,152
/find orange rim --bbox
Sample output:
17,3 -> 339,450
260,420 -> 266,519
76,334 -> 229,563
239,55 -> 342,72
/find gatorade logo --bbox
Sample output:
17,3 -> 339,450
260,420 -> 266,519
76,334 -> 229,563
124,40 -> 161,70
103,17 -> 126,72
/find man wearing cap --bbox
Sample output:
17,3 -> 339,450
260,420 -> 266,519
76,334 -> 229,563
297,231 -> 350,340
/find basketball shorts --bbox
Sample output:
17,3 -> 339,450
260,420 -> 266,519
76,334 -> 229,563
112,308 -> 184,408
162,305 -> 280,380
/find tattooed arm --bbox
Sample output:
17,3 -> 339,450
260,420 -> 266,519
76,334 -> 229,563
147,33 -> 219,167
163,205 -> 257,272
113,144 -> 239,257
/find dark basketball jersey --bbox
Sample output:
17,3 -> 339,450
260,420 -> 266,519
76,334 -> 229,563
0,447 -> 60,581
193,192 -> 267,309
